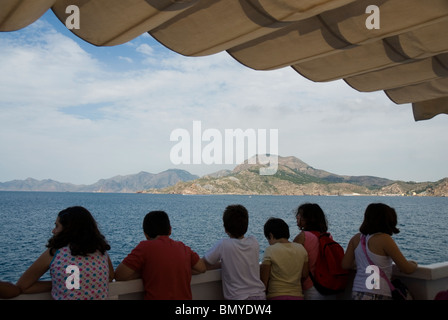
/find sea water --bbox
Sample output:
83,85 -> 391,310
0,191 -> 447,282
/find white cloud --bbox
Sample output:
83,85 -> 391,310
118,56 -> 133,63
0,16 -> 447,184
136,43 -> 154,56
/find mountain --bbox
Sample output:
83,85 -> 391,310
232,156 -> 393,187
146,155 -> 448,197
80,170 -> 199,193
0,169 -> 199,193
0,178 -> 82,192
2,156 -> 446,196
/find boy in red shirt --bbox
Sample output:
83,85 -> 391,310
115,210 -> 206,299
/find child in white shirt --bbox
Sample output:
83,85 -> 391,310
203,204 -> 266,300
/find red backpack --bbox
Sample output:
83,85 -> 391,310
308,231 -> 349,295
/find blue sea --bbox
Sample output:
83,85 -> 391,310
0,191 -> 447,283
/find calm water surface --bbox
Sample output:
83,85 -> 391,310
0,191 -> 447,282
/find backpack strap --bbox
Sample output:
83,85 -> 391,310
309,231 -> 320,238
310,231 -> 330,239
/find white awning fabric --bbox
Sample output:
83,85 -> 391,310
1,0 -> 447,121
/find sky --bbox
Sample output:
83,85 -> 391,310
0,11 -> 447,185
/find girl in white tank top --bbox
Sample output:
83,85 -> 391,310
341,203 -> 418,300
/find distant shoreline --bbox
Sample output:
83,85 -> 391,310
0,189 -> 446,198
1,156 -> 447,196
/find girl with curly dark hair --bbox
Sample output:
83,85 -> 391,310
16,206 -> 113,300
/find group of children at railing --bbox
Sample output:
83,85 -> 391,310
0,202 -> 420,300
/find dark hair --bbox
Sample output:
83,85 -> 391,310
264,217 -> 290,240
295,203 -> 328,233
223,204 -> 248,238
143,211 -> 171,239
47,206 -> 110,256
359,203 -> 400,235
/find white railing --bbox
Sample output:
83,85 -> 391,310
7,262 -> 448,300
6,269 -> 224,300
391,262 -> 448,300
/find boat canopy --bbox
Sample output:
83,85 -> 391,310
1,0 -> 448,121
